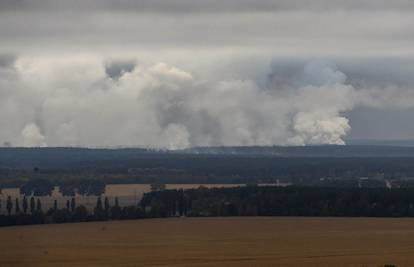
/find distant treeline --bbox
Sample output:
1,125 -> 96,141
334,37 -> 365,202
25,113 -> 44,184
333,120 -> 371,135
0,195 -> 144,227
4,156 -> 414,188
6,174 -> 414,198
3,186 -> 414,227
141,186 -> 414,217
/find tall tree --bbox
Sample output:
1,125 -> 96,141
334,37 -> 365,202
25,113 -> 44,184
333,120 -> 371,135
104,197 -> 110,213
96,196 -> 103,211
6,196 -> 12,216
70,197 -> 76,212
73,205 -> 88,222
110,197 -> 121,220
36,198 -> 42,212
30,197 -> 35,214
115,197 -> 119,208
66,199 -> 70,210
22,196 -> 28,214
93,196 -> 104,219
15,198 -> 20,214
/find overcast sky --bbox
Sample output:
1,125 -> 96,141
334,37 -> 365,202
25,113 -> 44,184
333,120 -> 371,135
1,0 -> 414,148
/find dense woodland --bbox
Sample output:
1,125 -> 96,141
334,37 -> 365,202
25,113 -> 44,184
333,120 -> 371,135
3,147 -> 414,189
142,186 -> 414,217
3,186 -> 414,227
2,146 -> 414,227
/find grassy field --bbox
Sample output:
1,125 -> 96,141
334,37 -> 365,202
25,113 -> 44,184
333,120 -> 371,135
0,217 -> 413,267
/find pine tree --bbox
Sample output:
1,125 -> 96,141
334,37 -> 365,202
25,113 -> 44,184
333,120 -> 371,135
110,197 -> 121,220
36,198 -> 42,212
104,197 -> 110,213
22,196 -> 28,214
96,196 -> 103,211
15,198 -> 20,214
71,197 -> 76,212
6,196 -> 12,215
30,197 -> 35,214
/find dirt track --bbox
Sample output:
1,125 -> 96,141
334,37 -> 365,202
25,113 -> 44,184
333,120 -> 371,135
0,217 -> 413,267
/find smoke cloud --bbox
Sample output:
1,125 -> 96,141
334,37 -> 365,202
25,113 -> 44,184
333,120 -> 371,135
0,56 -> 413,149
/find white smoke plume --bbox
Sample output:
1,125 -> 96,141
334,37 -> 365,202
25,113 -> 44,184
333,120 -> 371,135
0,56 -> 412,149
20,123 -> 47,147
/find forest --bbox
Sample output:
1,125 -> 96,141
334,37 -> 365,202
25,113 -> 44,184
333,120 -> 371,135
2,186 -> 414,227
2,146 -> 414,188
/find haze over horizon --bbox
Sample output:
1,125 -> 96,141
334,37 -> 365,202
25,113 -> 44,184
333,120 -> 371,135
1,0 -> 414,149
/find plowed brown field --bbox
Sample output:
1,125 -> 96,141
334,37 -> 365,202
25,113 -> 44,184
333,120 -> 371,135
0,217 -> 413,267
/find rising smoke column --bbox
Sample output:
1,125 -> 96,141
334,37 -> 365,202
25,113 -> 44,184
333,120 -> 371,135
0,56 -> 410,148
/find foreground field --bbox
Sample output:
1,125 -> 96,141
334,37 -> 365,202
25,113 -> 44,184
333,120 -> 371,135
0,217 -> 413,267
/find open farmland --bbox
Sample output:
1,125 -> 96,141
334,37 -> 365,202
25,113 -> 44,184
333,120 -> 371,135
0,217 -> 414,267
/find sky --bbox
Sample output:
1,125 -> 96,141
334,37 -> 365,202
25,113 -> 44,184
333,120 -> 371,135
1,0 -> 414,148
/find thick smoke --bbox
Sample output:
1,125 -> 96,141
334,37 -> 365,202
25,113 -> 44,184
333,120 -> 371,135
0,56 -> 412,148
21,123 -> 47,147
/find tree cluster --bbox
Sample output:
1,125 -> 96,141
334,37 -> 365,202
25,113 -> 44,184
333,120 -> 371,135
3,186 -> 414,227
141,186 -> 414,217
0,196 -> 143,227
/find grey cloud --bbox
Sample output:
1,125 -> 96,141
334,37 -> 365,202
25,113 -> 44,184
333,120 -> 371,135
105,60 -> 136,80
346,107 -> 414,140
0,54 -> 16,68
2,0 -> 414,13
335,58 -> 414,88
0,1 -> 413,146
269,57 -> 414,88
1,0 -> 414,62
0,54 -> 18,81
1,6 -> 413,59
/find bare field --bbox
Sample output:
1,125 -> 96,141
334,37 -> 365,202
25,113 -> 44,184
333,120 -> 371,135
1,217 -> 414,267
